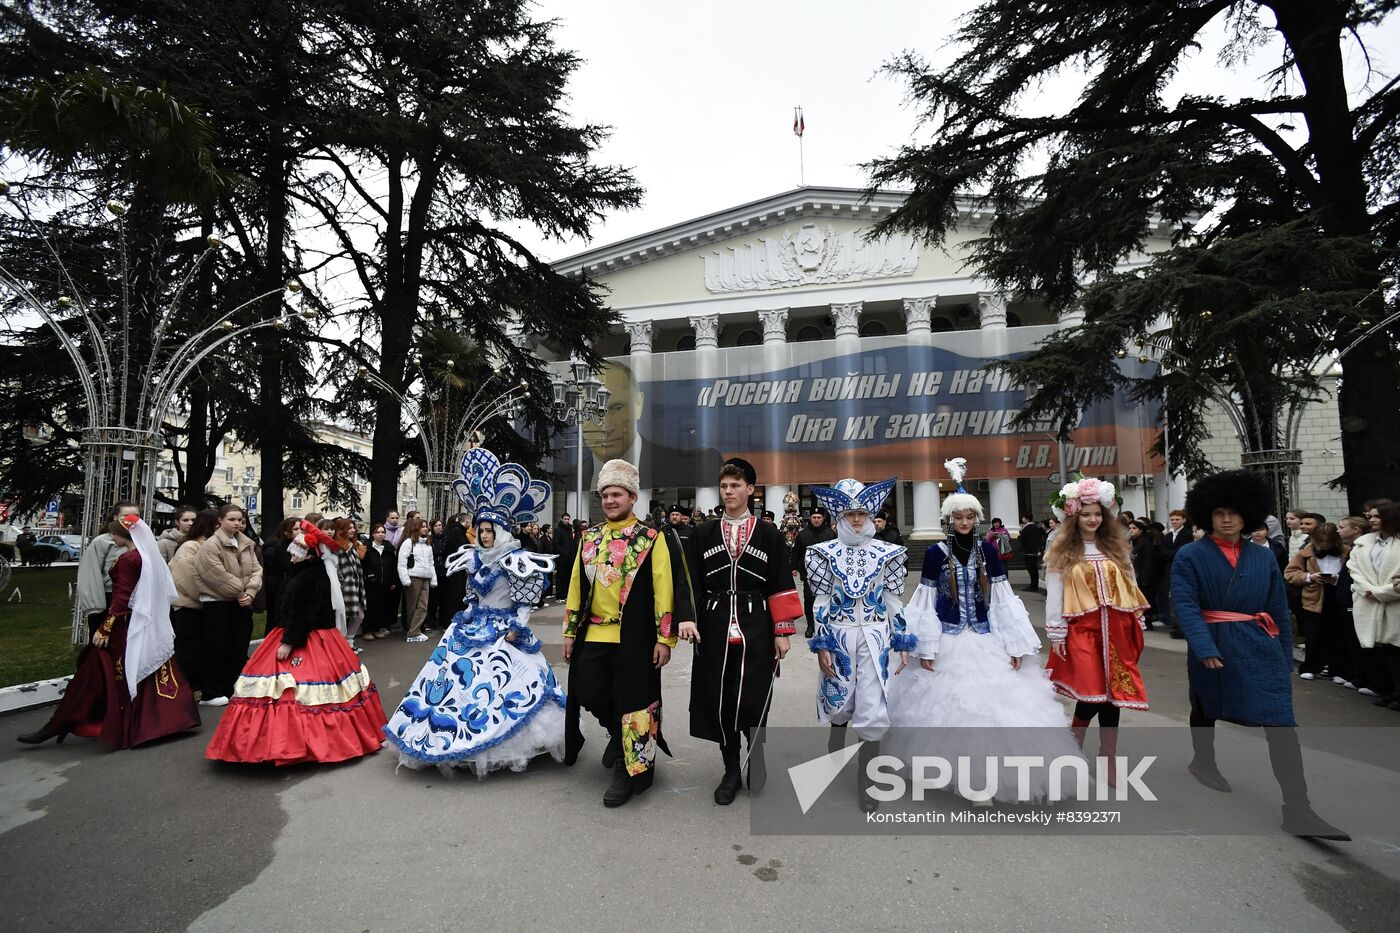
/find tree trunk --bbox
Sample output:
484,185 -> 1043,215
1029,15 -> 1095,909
256,138 -> 289,533
1273,0 -> 1400,510
369,151 -> 409,523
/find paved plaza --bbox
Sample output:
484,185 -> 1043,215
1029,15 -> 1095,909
3,574 -> 1399,933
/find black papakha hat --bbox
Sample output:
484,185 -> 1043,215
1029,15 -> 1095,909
1185,469 -> 1273,535
722,457 -> 758,486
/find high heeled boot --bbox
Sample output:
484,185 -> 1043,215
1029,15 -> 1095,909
16,724 -> 67,745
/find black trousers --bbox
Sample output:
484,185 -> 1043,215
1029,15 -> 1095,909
171,606 -> 206,696
801,581 -> 817,631
570,641 -> 626,734
1021,551 -> 1041,589
203,601 -> 254,699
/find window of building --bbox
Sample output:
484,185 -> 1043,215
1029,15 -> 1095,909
225,467 -> 234,483
735,329 -> 761,346
1007,311 -> 1023,327
676,334 -> 696,352
931,316 -> 955,333
794,325 -> 824,342
291,495 -> 303,510
859,320 -> 888,337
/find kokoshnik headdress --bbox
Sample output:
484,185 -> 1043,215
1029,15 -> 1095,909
940,457 -> 985,521
452,447 -> 552,528
810,477 -> 897,516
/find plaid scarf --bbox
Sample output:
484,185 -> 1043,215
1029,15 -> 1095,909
336,548 -> 366,620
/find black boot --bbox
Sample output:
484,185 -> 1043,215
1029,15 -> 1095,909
601,731 -> 621,769
1187,728 -> 1231,793
804,624 -> 814,639
746,732 -> 767,793
857,740 -> 880,813
17,724 -> 67,745
828,723 -> 848,756
603,759 -> 635,808
714,740 -> 743,805
1267,727 -> 1348,841
1281,805 -> 1351,841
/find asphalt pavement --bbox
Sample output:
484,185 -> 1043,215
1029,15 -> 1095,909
3,570 -> 1400,933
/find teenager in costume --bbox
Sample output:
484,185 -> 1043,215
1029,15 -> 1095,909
19,515 -> 200,748
889,459 -> 1078,803
806,476 -> 914,813
563,459 -> 686,807
383,449 -> 566,777
680,457 -> 802,805
1172,470 -> 1348,840
1043,475 -> 1150,787
205,520 -> 387,766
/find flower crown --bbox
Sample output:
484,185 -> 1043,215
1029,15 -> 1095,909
1051,474 -> 1121,520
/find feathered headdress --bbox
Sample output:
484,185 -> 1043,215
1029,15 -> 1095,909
940,457 -> 984,520
811,477 -> 897,516
452,447 -> 551,528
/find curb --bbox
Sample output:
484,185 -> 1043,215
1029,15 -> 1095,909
0,638 -> 266,715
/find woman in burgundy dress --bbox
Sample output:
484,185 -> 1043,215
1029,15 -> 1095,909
18,515 -> 201,748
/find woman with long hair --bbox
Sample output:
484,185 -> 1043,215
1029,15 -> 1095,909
397,516 -> 437,642
332,518 -> 367,647
262,516 -> 301,630
195,504 -> 263,707
1044,476 -> 1150,787
360,523 -> 399,641
1285,522 -> 1351,685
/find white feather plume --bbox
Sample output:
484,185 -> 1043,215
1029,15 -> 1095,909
943,457 -> 968,485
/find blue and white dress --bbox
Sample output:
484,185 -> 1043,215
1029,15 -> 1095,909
383,548 -> 566,777
806,538 -> 916,740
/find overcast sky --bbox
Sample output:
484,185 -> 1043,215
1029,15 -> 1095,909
521,0 -> 1400,262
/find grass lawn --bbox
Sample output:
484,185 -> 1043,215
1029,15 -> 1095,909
0,566 -> 267,687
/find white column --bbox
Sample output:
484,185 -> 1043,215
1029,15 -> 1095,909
688,313 -> 720,349
989,478 -> 1019,528
635,489 -> 652,520
902,296 -> 936,338
764,484 -> 789,520
1120,479 -> 1150,518
831,301 -> 863,340
1058,306 -> 1086,328
624,320 -> 654,355
565,490 -> 581,521
691,313 -> 721,510
977,291 -> 1008,331
696,487 -> 720,515
758,308 -> 789,345
912,480 -> 942,539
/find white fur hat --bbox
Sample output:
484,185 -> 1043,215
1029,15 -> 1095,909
939,456 -> 985,521
597,458 -> 639,495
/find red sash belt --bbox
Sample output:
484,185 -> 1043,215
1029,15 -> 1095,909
1203,610 -> 1279,638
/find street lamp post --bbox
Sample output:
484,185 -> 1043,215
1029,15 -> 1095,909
550,359 -> 609,522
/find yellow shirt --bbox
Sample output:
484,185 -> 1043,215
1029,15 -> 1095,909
564,516 -> 677,647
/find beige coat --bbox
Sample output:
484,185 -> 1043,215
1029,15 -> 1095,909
1283,542 -> 1350,614
196,528 -> 263,602
169,538 -> 206,609
1347,533 -> 1400,649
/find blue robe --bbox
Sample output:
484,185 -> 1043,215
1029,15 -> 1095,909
1171,538 -> 1295,726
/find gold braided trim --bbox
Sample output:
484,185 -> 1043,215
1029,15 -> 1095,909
233,666 -> 373,705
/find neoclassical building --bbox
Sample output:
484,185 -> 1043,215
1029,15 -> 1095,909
541,186 -> 1347,534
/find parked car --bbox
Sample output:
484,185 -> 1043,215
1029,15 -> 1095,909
35,534 -> 81,561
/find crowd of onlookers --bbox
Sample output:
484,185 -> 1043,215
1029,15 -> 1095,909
71,491 -> 1400,718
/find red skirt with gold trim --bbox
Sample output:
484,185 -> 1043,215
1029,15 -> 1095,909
1045,607 -> 1149,710
205,628 -> 387,766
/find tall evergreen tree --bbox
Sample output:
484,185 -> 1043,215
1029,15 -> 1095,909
869,1 -> 1399,510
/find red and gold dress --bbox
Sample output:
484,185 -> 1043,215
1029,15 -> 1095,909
206,548 -> 387,766
1044,542 -> 1151,709
44,550 -> 201,747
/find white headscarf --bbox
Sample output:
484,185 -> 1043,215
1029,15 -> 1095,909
122,518 -> 177,699
837,511 -> 876,547
475,520 -> 520,567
